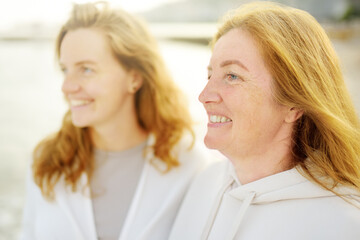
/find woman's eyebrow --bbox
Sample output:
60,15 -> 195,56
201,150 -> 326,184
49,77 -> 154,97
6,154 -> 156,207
220,59 -> 249,72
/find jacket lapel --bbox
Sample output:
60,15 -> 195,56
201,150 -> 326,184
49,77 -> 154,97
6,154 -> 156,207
119,135 -> 169,240
56,174 -> 98,240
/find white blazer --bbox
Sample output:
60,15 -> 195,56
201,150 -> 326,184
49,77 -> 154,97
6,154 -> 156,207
20,137 -> 210,240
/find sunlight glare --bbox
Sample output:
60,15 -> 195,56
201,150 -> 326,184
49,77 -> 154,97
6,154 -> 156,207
0,0 -> 180,30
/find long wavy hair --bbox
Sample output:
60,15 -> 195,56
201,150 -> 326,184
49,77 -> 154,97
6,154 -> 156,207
212,2 -> 360,195
33,2 -> 194,199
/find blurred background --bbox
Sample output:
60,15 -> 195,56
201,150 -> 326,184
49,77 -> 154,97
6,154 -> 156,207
0,0 -> 359,239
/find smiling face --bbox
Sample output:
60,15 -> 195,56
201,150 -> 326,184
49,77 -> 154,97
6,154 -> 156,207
60,28 -> 138,130
199,28 -> 293,160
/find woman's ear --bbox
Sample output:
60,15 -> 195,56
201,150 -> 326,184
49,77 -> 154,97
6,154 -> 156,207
285,107 -> 304,123
128,71 -> 143,94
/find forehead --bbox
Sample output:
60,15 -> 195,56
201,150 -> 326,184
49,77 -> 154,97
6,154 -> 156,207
210,28 -> 266,71
59,28 -> 113,63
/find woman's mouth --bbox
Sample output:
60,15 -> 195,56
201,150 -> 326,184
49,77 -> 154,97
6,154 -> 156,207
209,114 -> 232,123
69,99 -> 92,107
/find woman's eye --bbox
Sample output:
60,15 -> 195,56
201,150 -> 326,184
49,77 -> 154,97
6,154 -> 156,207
226,73 -> 239,81
60,65 -> 68,74
82,66 -> 93,74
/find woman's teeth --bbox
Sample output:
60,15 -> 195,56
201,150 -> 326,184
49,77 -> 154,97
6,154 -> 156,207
70,99 -> 91,107
209,115 -> 232,123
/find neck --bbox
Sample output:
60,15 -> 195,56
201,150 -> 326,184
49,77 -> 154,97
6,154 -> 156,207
226,141 -> 294,184
91,126 -> 148,152
90,114 -> 148,152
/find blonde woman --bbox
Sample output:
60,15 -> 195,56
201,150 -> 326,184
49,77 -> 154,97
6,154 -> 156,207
170,2 -> 360,240
20,2 -> 208,240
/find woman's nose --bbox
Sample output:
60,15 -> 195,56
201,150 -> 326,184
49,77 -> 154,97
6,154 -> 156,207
61,73 -> 80,94
198,78 -> 221,104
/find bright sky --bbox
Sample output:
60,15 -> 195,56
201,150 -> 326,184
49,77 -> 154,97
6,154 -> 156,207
0,0 -> 179,30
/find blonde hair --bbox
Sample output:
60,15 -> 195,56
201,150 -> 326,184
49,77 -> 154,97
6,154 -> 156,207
33,2 -> 194,199
212,2 -> 360,194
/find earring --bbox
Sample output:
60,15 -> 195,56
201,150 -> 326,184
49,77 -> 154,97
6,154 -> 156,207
132,86 -> 137,92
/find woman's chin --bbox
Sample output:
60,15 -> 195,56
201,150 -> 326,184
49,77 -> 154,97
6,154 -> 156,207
204,135 -> 223,150
71,118 -> 89,128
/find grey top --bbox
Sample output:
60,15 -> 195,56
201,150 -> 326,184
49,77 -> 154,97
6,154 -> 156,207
90,140 -> 147,240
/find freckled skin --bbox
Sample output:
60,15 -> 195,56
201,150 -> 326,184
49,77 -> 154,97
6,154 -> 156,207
199,28 -> 291,161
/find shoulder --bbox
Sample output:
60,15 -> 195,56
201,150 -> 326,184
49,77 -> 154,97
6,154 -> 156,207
281,176 -> 360,235
300,195 -> 360,238
317,188 -> 360,221
26,156 -> 87,200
